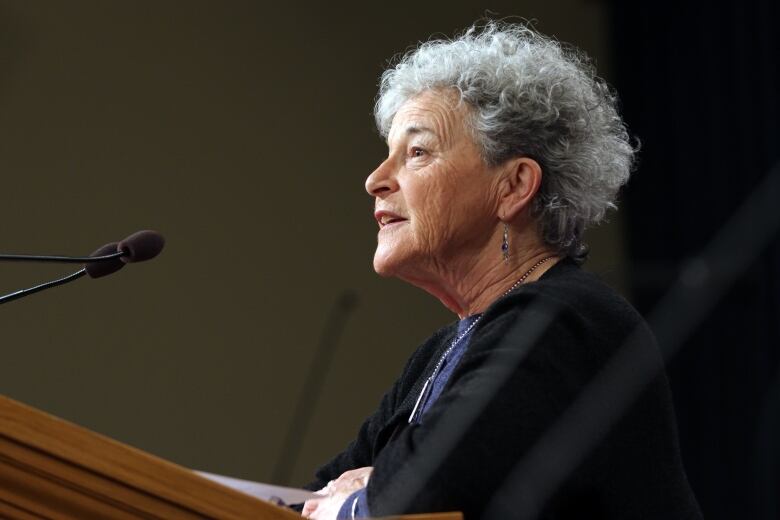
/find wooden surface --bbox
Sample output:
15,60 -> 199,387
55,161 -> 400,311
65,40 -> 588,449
0,395 -> 303,519
0,395 -> 462,520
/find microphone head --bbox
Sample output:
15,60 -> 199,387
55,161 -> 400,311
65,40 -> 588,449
118,230 -> 165,263
85,242 -> 126,279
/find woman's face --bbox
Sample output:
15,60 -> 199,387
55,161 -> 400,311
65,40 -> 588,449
366,90 -> 501,282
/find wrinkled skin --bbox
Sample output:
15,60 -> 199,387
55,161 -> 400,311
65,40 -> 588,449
369,92 -> 499,279
366,89 -> 556,317
302,467 -> 373,519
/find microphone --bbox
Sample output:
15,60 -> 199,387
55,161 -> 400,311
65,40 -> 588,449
0,230 -> 165,305
84,242 -> 125,279
117,230 -> 165,263
0,230 -> 165,265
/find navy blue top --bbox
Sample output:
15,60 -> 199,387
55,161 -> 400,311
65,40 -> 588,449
337,314 -> 481,519
416,313 -> 481,422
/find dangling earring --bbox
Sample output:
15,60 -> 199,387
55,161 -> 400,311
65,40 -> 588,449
502,223 -> 510,263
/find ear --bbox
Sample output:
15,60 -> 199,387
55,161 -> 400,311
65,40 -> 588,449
497,157 -> 543,221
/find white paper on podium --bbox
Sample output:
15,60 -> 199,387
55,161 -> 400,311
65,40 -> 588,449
196,470 -> 318,505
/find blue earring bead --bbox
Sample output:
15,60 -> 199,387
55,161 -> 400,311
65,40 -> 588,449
502,223 -> 510,262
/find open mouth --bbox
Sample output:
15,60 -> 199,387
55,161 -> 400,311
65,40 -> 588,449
375,211 -> 408,229
381,216 -> 407,227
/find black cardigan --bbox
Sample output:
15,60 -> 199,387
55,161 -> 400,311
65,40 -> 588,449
306,259 -> 703,519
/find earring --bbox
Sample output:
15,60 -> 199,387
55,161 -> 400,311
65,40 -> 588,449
502,223 -> 509,262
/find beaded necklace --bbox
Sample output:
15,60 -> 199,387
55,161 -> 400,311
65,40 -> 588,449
408,256 -> 557,423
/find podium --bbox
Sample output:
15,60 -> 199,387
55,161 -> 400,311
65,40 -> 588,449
0,395 -> 461,520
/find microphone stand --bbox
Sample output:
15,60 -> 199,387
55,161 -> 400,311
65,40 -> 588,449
0,252 -> 124,263
0,269 -> 86,305
271,290 -> 359,485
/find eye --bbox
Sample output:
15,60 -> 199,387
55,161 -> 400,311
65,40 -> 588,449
410,146 -> 426,158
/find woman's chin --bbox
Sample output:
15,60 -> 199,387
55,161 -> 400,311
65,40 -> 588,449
373,254 -> 398,277
372,247 -> 409,277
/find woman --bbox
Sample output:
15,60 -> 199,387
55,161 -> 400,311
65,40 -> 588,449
302,23 -> 702,519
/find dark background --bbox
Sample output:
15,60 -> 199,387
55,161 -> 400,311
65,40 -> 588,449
613,1 -> 779,518
0,1 -> 776,519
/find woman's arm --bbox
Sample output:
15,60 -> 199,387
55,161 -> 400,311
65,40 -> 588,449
303,324 -> 455,492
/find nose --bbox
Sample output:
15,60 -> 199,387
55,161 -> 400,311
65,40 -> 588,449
365,157 -> 398,198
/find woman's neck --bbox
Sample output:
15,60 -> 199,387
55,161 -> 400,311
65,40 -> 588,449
399,229 -> 561,318
451,249 -> 560,318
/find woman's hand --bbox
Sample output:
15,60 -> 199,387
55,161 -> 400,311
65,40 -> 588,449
302,467 -> 373,519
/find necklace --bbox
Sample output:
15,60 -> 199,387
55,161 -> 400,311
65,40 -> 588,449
407,255 -> 557,423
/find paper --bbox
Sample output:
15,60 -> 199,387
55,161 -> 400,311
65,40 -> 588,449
196,470 -> 318,505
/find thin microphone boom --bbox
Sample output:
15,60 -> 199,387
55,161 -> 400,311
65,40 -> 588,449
0,252 -> 124,263
271,290 -> 359,485
0,269 -> 86,305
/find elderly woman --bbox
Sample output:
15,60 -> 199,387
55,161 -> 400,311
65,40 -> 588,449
301,23 -> 702,520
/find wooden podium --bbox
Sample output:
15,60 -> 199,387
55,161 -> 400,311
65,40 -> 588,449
0,396 -> 461,520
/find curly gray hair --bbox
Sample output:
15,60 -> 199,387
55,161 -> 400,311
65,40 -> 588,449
374,22 -> 636,259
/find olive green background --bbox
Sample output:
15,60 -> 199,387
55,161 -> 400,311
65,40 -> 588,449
0,0 -> 623,486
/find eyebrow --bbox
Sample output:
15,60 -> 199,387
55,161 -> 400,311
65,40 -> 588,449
403,125 -> 436,137
387,125 -> 437,146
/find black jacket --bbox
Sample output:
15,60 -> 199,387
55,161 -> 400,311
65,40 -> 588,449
307,259 -> 703,519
